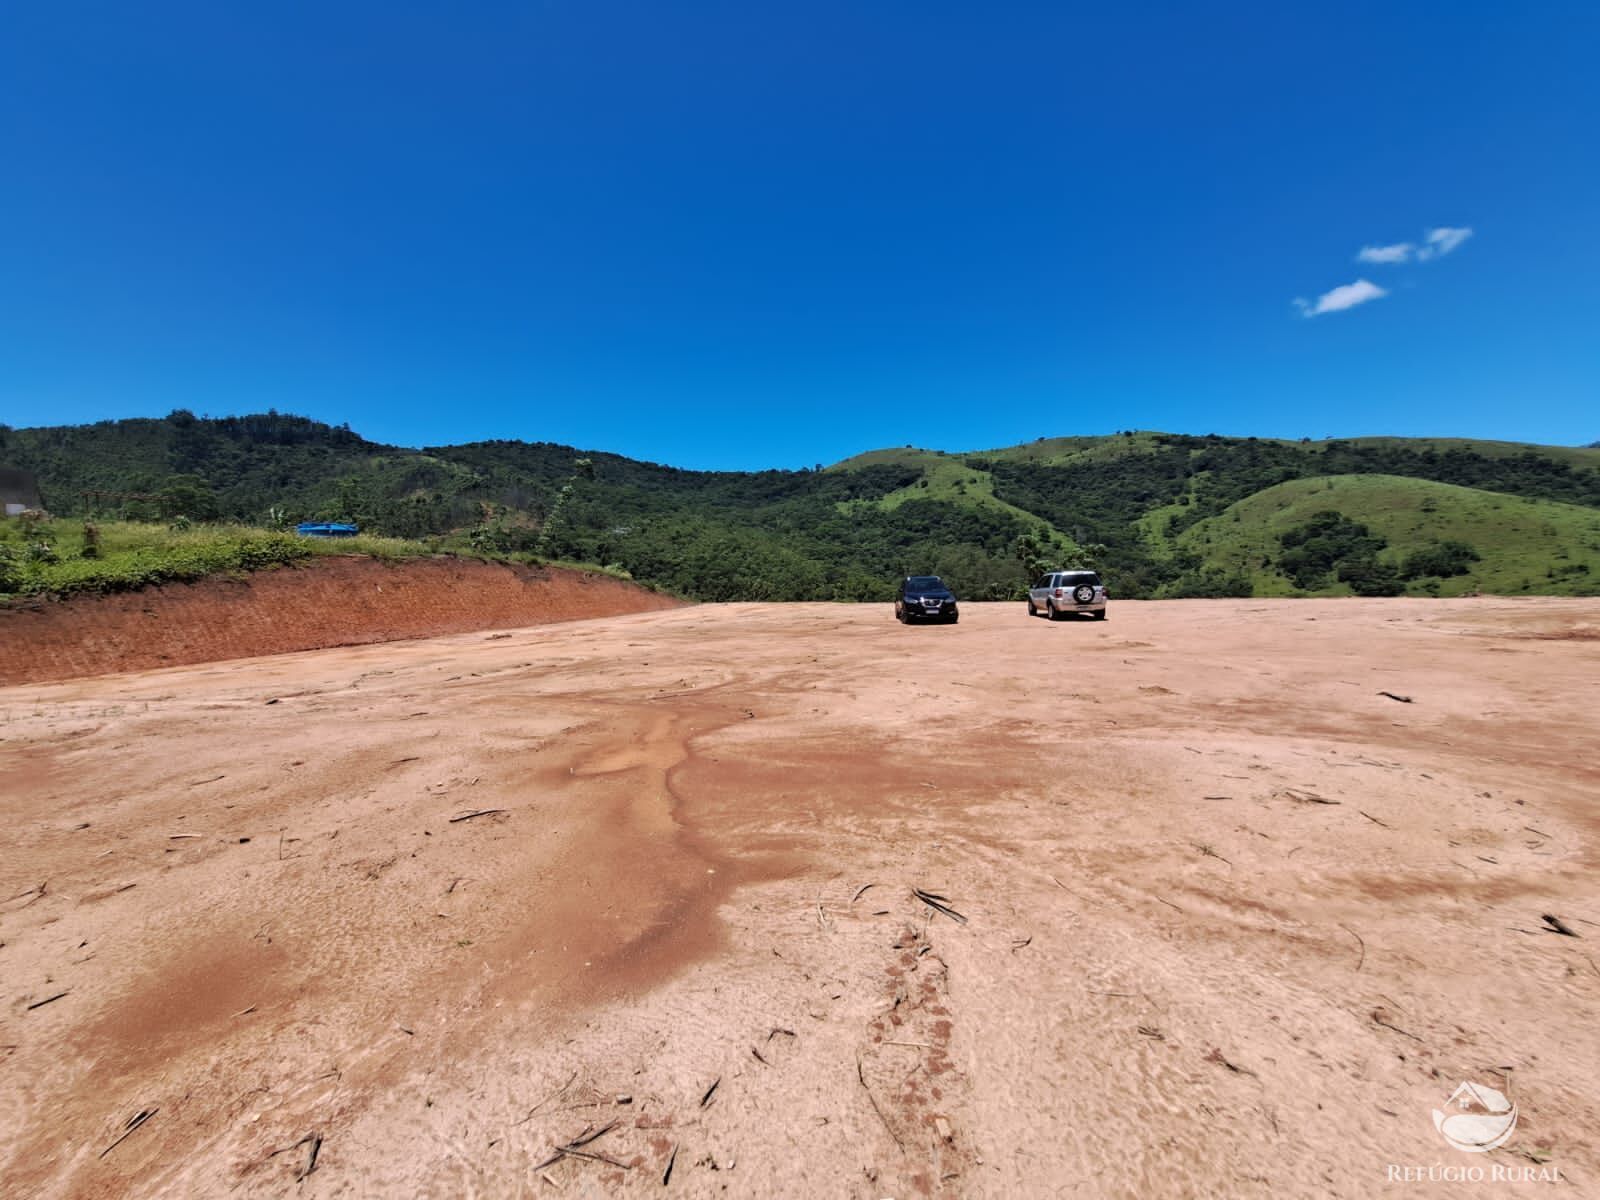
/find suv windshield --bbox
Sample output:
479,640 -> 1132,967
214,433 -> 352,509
905,576 -> 945,590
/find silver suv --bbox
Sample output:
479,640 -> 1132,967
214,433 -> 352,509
1028,570 -> 1107,620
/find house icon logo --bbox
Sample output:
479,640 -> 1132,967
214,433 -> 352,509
1432,1081 -> 1518,1153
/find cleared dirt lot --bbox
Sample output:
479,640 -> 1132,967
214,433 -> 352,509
2,598 -> 1598,1198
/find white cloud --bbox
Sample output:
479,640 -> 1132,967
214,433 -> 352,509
1296,224 -> 1471,319
1356,242 -> 1415,264
1354,226 -> 1474,264
1416,226 -> 1473,260
1293,278 -> 1389,318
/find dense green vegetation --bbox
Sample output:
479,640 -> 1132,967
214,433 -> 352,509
5,414 -> 1600,600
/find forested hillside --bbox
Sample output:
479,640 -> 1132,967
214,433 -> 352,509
5,414 -> 1600,600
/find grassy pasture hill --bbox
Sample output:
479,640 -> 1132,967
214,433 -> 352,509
1172,475 -> 1600,597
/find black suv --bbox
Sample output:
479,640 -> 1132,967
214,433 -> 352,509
895,575 -> 959,624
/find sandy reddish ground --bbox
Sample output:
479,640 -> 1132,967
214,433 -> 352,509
2,598 -> 1598,1199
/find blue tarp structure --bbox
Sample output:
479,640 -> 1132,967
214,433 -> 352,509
296,521 -> 359,538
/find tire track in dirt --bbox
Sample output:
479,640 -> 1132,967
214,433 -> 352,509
858,912 -> 972,1197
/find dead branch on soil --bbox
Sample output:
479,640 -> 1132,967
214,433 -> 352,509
1359,810 -> 1391,828
1192,842 -> 1232,867
850,883 -> 875,904
1340,924 -> 1366,971
25,991 -> 69,1011
661,1143 -> 678,1186
856,1053 -> 906,1152
517,1070 -> 580,1125
699,1077 -> 720,1108
1204,1048 -> 1257,1077
98,1108 -> 158,1159
564,1120 -> 618,1149
534,1120 -> 630,1173
1541,914 -> 1580,937
448,808 -> 507,823
5,880 -> 48,909
1377,692 -> 1414,703
1369,1008 -> 1421,1041
1281,788 -> 1340,805
912,888 -> 967,924
295,1134 -> 323,1181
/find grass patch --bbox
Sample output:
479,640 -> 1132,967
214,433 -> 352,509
0,519 -> 435,600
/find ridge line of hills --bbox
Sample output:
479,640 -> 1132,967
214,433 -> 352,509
4,413 -> 1599,601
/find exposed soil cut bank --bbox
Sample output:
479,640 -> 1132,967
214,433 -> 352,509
0,555 -> 682,684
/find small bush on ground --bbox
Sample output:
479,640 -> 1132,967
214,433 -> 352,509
1167,568 -> 1254,598
1276,510 -> 1389,590
1400,539 -> 1480,580
1336,557 -> 1406,596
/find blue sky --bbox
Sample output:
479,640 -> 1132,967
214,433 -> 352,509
3,2 -> 1596,469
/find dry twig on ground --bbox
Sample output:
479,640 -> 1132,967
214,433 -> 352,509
1340,924 -> 1366,971
912,888 -> 967,924
98,1109 -> 158,1159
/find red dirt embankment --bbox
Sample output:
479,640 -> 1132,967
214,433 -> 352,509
0,555 -> 682,684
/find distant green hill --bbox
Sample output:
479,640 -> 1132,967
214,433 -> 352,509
4,414 -> 1599,600
1173,475 -> 1600,596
